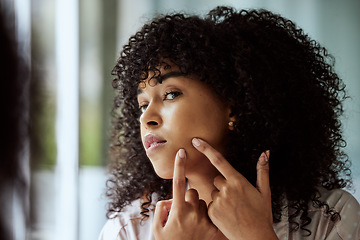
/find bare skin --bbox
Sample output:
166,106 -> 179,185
192,139 -> 277,240
153,149 -> 218,240
138,66 -> 231,181
153,142 -> 278,240
138,64 -> 279,239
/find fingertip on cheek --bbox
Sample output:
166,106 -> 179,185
178,148 -> 186,159
192,138 -> 201,147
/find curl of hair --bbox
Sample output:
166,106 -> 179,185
106,6 -> 351,235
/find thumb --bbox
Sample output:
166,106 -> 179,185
153,200 -> 172,231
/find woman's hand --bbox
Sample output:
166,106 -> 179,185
192,138 -> 279,240
153,149 -> 218,240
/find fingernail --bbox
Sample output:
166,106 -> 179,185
192,138 -> 201,147
259,152 -> 269,165
178,149 -> 186,159
265,150 -> 270,161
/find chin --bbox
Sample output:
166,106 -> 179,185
151,162 -> 174,179
148,154 -> 175,180
153,167 -> 173,179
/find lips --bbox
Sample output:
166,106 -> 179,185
143,134 -> 167,150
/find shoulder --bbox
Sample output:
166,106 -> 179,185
308,188 -> 360,239
98,198 -> 156,240
313,188 -> 360,217
276,188 -> 360,240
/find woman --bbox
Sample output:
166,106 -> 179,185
99,6 -> 360,240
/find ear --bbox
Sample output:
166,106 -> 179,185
227,107 -> 236,131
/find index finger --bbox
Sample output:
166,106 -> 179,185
192,138 -> 241,180
172,149 -> 187,207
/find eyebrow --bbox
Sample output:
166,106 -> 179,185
137,71 -> 187,95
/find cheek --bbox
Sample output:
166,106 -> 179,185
166,111 -> 229,169
175,109 -> 228,150
148,100 -> 229,178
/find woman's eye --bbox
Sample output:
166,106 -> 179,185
164,91 -> 182,100
139,104 -> 148,113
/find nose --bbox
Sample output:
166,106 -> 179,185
139,102 -> 162,129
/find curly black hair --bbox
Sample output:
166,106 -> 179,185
106,6 -> 351,235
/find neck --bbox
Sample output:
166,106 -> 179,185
186,168 -> 219,205
185,163 -> 228,240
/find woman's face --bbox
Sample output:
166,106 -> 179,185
137,65 -> 232,179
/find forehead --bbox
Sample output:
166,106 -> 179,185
137,62 -> 185,91
136,71 -> 189,97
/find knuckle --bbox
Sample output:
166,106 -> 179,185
208,205 -> 219,221
173,178 -> 185,186
236,182 -> 247,193
187,188 -> 198,195
213,175 -> 223,184
233,178 -> 242,188
212,152 -> 224,165
208,204 -> 214,217
257,167 -> 270,176
156,200 -> 165,208
211,189 -> 219,200
198,199 -> 207,208
185,189 -> 199,202
222,185 -> 231,195
187,188 -> 199,197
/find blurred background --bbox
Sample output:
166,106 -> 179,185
1,0 -> 359,239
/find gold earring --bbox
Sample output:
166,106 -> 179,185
228,121 -> 235,129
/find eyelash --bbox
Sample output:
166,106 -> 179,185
139,104 -> 148,113
163,90 -> 182,100
138,90 -> 182,113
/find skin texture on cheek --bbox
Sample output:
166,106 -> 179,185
160,98 -> 229,179
148,112 -> 229,179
